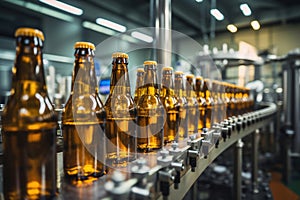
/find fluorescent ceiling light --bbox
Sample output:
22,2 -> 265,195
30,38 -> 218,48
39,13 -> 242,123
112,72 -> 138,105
227,24 -> 238,33
251,20 -> 260,30
131,31 -> 153,43
39,0 -> 83,15
82,21 -> 116,36
4,0 -> 74,22
96,18 -> 126,33
210,9 -> 224,21
240,3 -> 251,16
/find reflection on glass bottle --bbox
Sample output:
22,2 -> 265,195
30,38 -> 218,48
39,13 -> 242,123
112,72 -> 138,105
174,71 -> 188,139
105,52 -> 137,167
137,61 -> 164,152
195,76 -> 205,132
133,68 -> 145,105
2,28 -> 57,199
203,79 -> 214,128
160,67 -> 179,143
63,42 -> 106,184
186,74 -> 199,136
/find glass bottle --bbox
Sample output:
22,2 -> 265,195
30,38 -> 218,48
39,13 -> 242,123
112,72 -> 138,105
174,71 -> 188,139
186,74 -> 199,136
133,68 -> 145,105
160,67 -> 179,143
137,61 -> 164,152
219,82 -> 227,121
2,27 -> 57,199
195,76 -> 205,132
104,52 -> 136,167
63,42 -> 106,184
203,79 -> 214,128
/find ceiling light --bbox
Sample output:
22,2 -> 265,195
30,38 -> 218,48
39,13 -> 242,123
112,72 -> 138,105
251,20 -> 260,30
131,31 -> 153,43
240,3 -> 251,16
96,18 -> 126,33
195,0 -> 203,2
39,0 -> 83,15
82,21 -> 116,36
227,24 -> 238,33
4,0 -> 74,22
210,9 -> 224,21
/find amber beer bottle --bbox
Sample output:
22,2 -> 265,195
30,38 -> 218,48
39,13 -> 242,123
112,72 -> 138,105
2,28 -> 57,199
160,67 -> 179,143
195,76 -> 205,132
219,82 -> 227,121
203,79 -> 214,128
186,74 -> 199,136
174,71 -> 188,139
105,52 -> 136,166
63,42 -> 105,184
133,68 -> 145,104
137,61 -> 164,152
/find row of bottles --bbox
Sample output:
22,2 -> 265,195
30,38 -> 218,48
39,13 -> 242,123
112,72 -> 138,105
1,27 -> 254,199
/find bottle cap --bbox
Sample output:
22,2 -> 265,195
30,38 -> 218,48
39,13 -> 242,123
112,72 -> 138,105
174,71 -> 184,75
196,76 -> 203,80
74,42 -> 95,50
15,27 -> 44,41
137,68 -> 144,73
186,74 -> 195,79
112,52 -> 128,58
143,60 -> 157,66
162,66 -> 173,71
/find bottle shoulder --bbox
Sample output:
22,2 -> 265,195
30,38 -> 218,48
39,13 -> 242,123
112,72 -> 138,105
3,93 -> 57,129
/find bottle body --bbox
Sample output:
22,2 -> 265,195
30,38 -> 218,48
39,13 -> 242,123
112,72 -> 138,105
137,61 -> 164,152
186,75 -> 199,136
160,67 -> 179,143
63,43 -> 105,184
174,71 -> 188,139
2,28 -> 57,199
203,79 -> 214,128
105,53 -> 136,167
195,76 -> 205,132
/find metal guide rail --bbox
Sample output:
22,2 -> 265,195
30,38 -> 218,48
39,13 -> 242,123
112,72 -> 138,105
0,102 -> 277,200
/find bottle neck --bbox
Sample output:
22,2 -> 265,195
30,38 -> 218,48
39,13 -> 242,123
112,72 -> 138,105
174,76 -> 185,97
13,36 -> 46,95
109,57 -> 131,95
195,80 -> 203,97
135,74 -> 144,89
144,65 -> 159,96
186,78 -> 196,98
71,48 -> 97,95
161,75 -> 175,96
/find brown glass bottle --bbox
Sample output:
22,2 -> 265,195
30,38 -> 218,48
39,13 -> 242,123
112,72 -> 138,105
203,79 -> 214,128
133,68 -> 145,105
137,61 -> 164,152
174,71 -> 188,139
2,28 -> 57,199
104,52 -> 136,167
186,74 -> 199,136
219,82 -> 227,121
63,42 -> 105,184
195,76 -> 205,132
160,67 -> 179,143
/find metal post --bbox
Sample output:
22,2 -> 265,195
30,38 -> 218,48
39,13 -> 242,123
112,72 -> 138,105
252,129 -> 260,193
234,139 -> 244,200
154,0 -> 172,81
